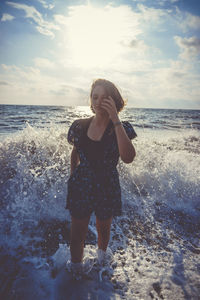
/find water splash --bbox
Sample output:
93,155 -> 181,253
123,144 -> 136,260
1,120 -> 200,299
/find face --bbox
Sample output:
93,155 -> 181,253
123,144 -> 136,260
91,85 -> 108,114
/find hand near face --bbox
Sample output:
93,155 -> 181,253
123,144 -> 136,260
100,96 -> 119,122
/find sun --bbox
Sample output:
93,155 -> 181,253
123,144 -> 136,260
64,4 -> 134,69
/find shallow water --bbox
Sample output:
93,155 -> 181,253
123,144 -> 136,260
0,105 -> 200,299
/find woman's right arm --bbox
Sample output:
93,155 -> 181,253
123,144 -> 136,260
70,145 -> 80,175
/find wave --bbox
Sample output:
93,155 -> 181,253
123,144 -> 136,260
1,123 -> 200,298
1,123 -> 199,225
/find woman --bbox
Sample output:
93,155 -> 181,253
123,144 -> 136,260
66,79 -> 137,277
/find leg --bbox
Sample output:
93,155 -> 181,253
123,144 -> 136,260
96,216 -> 112,251
70,215 -> 90,263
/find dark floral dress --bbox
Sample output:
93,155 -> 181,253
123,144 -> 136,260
66,116 -> 137,220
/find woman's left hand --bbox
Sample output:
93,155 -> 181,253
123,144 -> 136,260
100,96 -> 119,122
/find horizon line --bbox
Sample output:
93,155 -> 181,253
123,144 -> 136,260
0,103 -> 199,111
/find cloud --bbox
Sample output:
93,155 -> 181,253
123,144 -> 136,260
6,1 -> 59,38
1,58 -> 199,109
137,4 -> 171,23
1,3 -> 200,109
53,14 -> 68,25
121,38 -> 147,50
54,4 -> 143,69
37,0 -> 55,10
123,58 -> 200,108
155,0 -> 179,7
0,64 -> 88,106
34,57 -> 55,69
183,13 -> 200,30
1,13 -> 15,22
50,84 -> 87,102
175,8 -> 200,32
0,81 -> 10,85
128,39 -> 149,54
55,3 -> 170,68
1,64 -> 41,83
174,36 -> 200,60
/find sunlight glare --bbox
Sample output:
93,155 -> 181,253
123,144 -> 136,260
65,5 -> 137,68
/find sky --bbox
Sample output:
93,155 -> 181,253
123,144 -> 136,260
0,0 -> 200,109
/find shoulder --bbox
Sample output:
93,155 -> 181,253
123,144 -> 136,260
68,119 -> 80,136
67,118 -> 84,145
70,118 -> 82,127
72,117 -> 92,124
68,117 -> 92,134
69,117 -> 89,129
73,117 -> 92,131
121,121 -> 137,140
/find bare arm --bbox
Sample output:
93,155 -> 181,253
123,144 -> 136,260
70,145 -> 80,175
100,96 -> 136,164
114,121 -> 136,163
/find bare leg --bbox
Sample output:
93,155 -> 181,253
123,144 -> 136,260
70,216 -> 90,263
96,217 -> 112,251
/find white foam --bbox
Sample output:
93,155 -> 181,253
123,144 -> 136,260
1,122 -> 200,298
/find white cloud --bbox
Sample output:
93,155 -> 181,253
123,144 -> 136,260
137,4 -> 171,23
170,0 -> 180,3
35,26 -> 54,38
121,58 -> 200,108
55,5 -> 143,69
55,3 -> 171,70
0,81 -> 10,85
156,0 -> 180,6
53,14 -> 68,25
1,3 -> 200,109
183,13 -> 200,30
1,13 -> 15,22
121,38 -> 148,52
175,8 -> 200,32
6,1 -> 59,37
1,55 -> 199,109
37,0 -> 55,10
34,57 -> 55,69
0,64 -> 89,106
174,36 -> 200,60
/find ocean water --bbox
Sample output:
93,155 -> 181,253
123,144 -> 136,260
0,104 -> 200,299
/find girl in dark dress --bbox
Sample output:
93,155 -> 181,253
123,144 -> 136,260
66,79 -> 137,277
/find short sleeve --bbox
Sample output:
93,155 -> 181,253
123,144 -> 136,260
67,120 -> 80,146
122,121 -> 137,140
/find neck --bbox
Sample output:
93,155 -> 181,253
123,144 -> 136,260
93,111 -> 110,126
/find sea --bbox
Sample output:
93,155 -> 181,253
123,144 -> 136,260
0,104 -> 200,299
